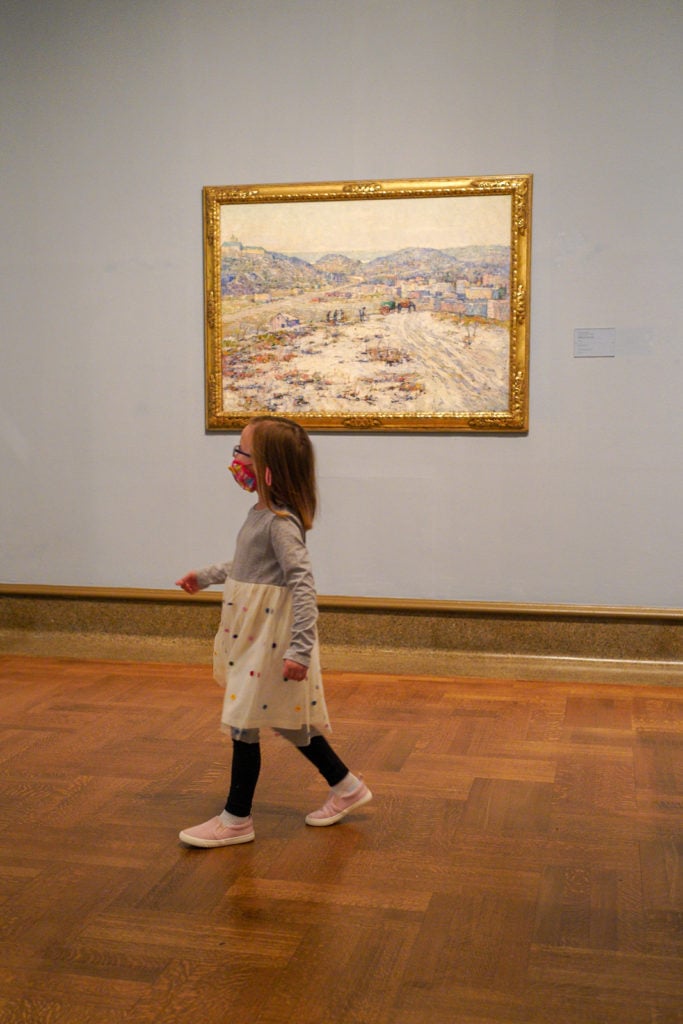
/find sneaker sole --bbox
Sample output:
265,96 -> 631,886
305,788 -> 373,827
178,830 -> 255,848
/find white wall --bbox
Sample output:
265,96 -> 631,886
1,0 -> 682,608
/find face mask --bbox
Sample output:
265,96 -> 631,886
229,459 -> 257,493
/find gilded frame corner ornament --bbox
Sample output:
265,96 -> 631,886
204,175 -> 531,433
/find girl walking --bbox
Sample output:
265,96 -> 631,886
176,415 -> 371,847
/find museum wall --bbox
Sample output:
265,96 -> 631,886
1,0 -> 682,608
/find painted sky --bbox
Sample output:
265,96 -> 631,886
220,194 -> 511,256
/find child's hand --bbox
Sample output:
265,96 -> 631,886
282,659 -> 307,682
175,572 -> 199,594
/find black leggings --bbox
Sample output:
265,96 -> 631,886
225,734 -> 349,817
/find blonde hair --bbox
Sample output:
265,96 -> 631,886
249,416 -> 318,531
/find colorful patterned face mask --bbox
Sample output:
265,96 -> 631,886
229,458 -> 257,493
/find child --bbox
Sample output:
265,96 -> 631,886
176,415 -> 371,847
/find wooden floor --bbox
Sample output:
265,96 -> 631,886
0,655 -> 681,1024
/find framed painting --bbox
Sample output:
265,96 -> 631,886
203,175 -> 531,432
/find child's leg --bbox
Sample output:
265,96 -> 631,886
295,733 -> 350,787
224,737 -> 261,817
178,736 -> 260,848
277,729 -> 373,827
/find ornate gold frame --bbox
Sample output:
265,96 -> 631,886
204,175 -> 531,432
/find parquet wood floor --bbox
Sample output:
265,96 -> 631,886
0,654 -> 681,1024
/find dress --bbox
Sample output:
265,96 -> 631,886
196,505 -> 331,741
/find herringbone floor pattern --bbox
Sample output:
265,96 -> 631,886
0,654 -> 681,1023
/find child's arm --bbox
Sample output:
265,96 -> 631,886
269,517 -> 317,676
282,658 -> 308,681
175,562 -> 232,593
175,571 -> 200,594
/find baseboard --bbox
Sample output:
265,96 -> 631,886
1,585 -> 682,684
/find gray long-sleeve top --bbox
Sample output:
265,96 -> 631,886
196,506 -> 318,666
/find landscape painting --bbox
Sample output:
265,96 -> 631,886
204,176 -> 531,432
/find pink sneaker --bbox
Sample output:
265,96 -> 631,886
179,815 -> 255,848
305,781 -> 373,826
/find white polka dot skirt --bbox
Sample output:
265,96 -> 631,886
213,579 -> 331,735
